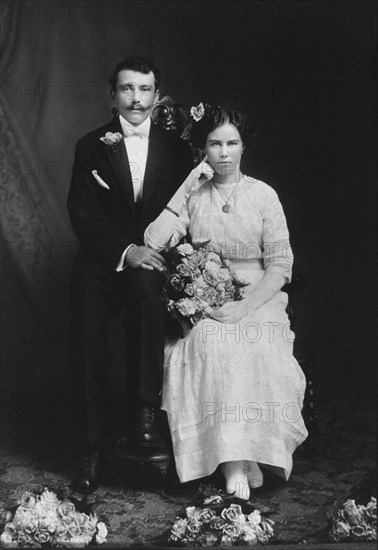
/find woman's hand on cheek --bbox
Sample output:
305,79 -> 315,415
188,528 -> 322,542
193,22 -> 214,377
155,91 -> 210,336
182,156 -> 214,197
191,155 -> 214,187
198,155 -> 214,180
211,301 -> 248,323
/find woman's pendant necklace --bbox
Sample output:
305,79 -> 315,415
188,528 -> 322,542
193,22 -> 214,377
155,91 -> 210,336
213,177 -> 243,213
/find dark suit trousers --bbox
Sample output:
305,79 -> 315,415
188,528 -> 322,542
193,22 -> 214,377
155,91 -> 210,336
68,266 -> 166,447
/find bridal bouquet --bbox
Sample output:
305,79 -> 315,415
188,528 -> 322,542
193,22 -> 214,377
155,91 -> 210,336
167,484 -> 274,546
0,488 -> 107,548
328,496 -> 376,542
162,242 -> 248,328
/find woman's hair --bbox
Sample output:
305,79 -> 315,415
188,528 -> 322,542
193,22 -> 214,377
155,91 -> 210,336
190,105 -> 255,149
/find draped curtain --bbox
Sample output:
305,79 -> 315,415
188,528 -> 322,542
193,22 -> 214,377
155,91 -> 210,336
1,0 -> 376,392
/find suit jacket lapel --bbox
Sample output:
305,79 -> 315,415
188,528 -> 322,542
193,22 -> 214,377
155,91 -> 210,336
142,123 -> 167,205
104,117 -> 135,206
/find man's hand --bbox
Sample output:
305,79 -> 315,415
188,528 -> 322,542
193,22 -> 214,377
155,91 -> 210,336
211,301 -> 249,324
125,245 -> 166,271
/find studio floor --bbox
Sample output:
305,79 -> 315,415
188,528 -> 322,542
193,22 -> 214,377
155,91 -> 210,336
0,391 -> 376,548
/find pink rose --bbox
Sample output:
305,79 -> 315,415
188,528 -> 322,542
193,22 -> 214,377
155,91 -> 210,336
68,524 -> 82,538
54,522 -> 69,538
210,517 -> 228,531
202,269 -> 218,286
221,504 -> 243,523
17,532 -> 33,545
330,520 -> 351,541
184,284 -> 195,296
176,263 -> 191,277
198,508 -> 216,524
34,530 -> 51,543
23,521 -> 36,535
222,522 -> 242,538
186,521 -> 201,541
204,288 -> 217,305
187,257 -> 200,270
57,500 -> 76,519
170,274 -> 185,291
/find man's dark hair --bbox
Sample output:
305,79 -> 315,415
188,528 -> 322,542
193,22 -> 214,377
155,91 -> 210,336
109,56 -> 161,93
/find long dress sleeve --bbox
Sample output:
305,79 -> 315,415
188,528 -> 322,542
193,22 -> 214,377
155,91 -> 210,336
261,187 -> 293,283
144,163 -> 212,250
144,199 -> 190,250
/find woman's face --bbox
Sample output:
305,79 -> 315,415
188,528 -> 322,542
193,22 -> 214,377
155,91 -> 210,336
205,123 -> 244,180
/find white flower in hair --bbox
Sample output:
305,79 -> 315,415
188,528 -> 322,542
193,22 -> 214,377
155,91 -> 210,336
190,102 -> 205,122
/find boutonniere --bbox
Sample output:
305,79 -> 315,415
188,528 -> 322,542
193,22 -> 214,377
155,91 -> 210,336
99,132 -> 124,153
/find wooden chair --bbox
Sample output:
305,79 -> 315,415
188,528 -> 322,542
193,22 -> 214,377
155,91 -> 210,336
282,273 -> 319,453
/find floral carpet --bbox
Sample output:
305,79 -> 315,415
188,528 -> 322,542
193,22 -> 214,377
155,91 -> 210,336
0,391 -> 375,547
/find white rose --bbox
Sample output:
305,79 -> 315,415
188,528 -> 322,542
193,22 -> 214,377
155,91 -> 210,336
241,526 -> 257,543
206,252 -> 222,264
205,260 -> 221,273
39,489 -> 61,511
95,522 -> 108,544
0,530 -> 17,548
190,103 -> 205,122
177,244 -> 194,256
185,506 -> 201,522
176,298 -> 198,317
247,510 -> 261,527
99,132 -> 123,146
13,507 -> 34,527
171,518 -> 188,538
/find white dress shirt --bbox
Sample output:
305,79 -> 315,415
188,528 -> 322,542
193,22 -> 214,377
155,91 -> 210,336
119,114 -> 150,202
116,115 -> 151,271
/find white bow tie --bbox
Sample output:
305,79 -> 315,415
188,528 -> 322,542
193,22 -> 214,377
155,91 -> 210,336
123,126 -> 148,139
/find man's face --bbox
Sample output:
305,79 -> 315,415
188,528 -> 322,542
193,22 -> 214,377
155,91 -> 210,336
113,69 -> 158,126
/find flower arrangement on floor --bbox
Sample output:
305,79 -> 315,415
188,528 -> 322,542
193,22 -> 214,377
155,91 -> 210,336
167,484 -> 274,547
0,488 -> 107,548
162,242 -> 248,329
328,496 -> 376,542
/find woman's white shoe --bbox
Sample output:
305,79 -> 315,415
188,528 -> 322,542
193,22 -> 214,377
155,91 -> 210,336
221,461 -> 250,501
246,460 -> 263,488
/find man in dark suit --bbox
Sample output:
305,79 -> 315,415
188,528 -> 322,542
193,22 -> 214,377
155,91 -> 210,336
67,56 -> 193,493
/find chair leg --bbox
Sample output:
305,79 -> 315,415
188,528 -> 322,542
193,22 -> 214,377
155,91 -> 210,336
298,356 -> 319,454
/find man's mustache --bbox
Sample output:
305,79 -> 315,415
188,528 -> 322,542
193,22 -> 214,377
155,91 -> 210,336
125,105 -> 146,111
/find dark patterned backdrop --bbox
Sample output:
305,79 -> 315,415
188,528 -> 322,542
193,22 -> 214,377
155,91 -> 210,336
1,0 -> 376,395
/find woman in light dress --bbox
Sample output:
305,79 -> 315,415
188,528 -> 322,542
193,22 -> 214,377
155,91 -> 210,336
145,105 -> 308,500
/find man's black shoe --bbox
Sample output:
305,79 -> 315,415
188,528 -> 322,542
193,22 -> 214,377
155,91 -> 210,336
72,447 -> 106,494
135,405 -> 165,448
